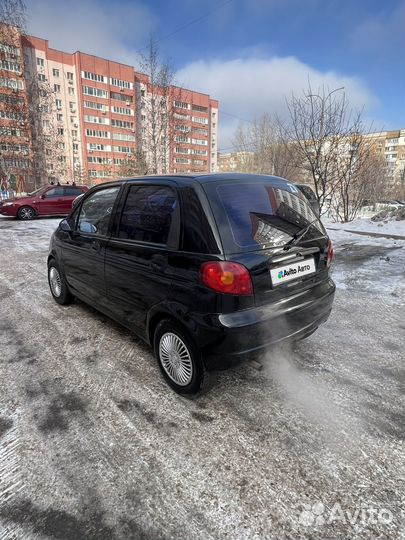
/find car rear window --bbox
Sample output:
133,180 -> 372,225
208,181 -> 325,252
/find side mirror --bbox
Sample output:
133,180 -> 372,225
60,219 -> 73,233
40,194 -> 46,199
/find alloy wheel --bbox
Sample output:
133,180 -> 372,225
159,332 -> 193,386
49,266 -> 62,297
19,207 -> 34,220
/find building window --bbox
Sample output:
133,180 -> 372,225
37,73 -> 46,82
55,99 -> 62,108
192,104 -> 208,113
87,143 -> 111,151
113,145 -> 132,153
192,116 -> 208,125
110,78 -> 133,89
84,100 -> 108,112
110,91 -> 132,103
175,135 -> 190,143
0,77 -> 23,90
84,115 -> 110,125
192,138 -> 208,146
174,112 -> 189,121
88,156 -> 111,164
111,105 -> 133,116
112,132 -> 135,142
54,84 -> 61,93
175,147 -> 189,154
0,92 -> 23,106
73,143 -> 79,151
174,101 -> 189,110
68,87 -> 75,95
67,71 -> 74,81
193,127 -> 208,136
83,86 -> 108,98
111,119 -> 133,129
57,128 -> 64,135
0,60 -> 22,74
85,129 -> 110,138
57,113 -> 63,121
72,130 -> 78,138
81,71 -> 107,83
36,57 -> 44,67
0,43 -> 19,56
53,68 -> 60,77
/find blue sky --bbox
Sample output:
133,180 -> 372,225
28,0 -> 403,148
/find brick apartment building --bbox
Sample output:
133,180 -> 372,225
0,25 -> 218,191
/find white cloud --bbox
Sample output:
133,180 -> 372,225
27,0 -> 156,67
177,56 -> 378,149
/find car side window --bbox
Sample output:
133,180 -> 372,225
77,187 -> 120,236
64,186 -> 83,196
45,187 -> 64,198
118,185 -> 177,245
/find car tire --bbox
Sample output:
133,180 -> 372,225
17,206 -> 36,220
48,260 -> 73,305
154,319 -> 210,397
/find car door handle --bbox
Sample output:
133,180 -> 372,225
150,261 -> 164,271
90,240 -> 101,252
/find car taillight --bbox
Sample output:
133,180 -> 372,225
200,261 -> 253,296
326,239 -> 333,269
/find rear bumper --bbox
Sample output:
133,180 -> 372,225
192,278 -> 336,370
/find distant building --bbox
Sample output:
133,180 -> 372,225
364,129 -> 405,190
0,24 -> 219,190
218,151 -> 255,172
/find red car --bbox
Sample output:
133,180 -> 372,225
0,184 -> 89,220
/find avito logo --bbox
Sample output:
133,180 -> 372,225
278,270 -> 284,279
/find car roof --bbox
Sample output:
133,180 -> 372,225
89,173 -> 291,190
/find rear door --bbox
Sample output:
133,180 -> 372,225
62,186 -> 86,214
204,180 -> 329,306
104,180 -> 179,335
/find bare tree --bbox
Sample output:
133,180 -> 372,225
117,149 -> 147,177
138,37 -> 180,174
26,77 -> 67,187
0,2 -> 30,193
331,130 -> 388,222
73,163 -> 88,185
232,113 -> 301,180
279,85 -> 359,211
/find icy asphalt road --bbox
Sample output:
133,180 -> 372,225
0,217 -> 404,540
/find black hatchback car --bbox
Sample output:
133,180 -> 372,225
48,173 -> 335,396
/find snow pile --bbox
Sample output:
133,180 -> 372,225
323,216 -> 405,237
371,207 -> 405,222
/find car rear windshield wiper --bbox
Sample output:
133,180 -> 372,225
283,217 -> 320,250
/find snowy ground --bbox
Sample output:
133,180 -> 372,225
325,220 -> 405,299
0,216 -> 404,540
324,215 -> 405,238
